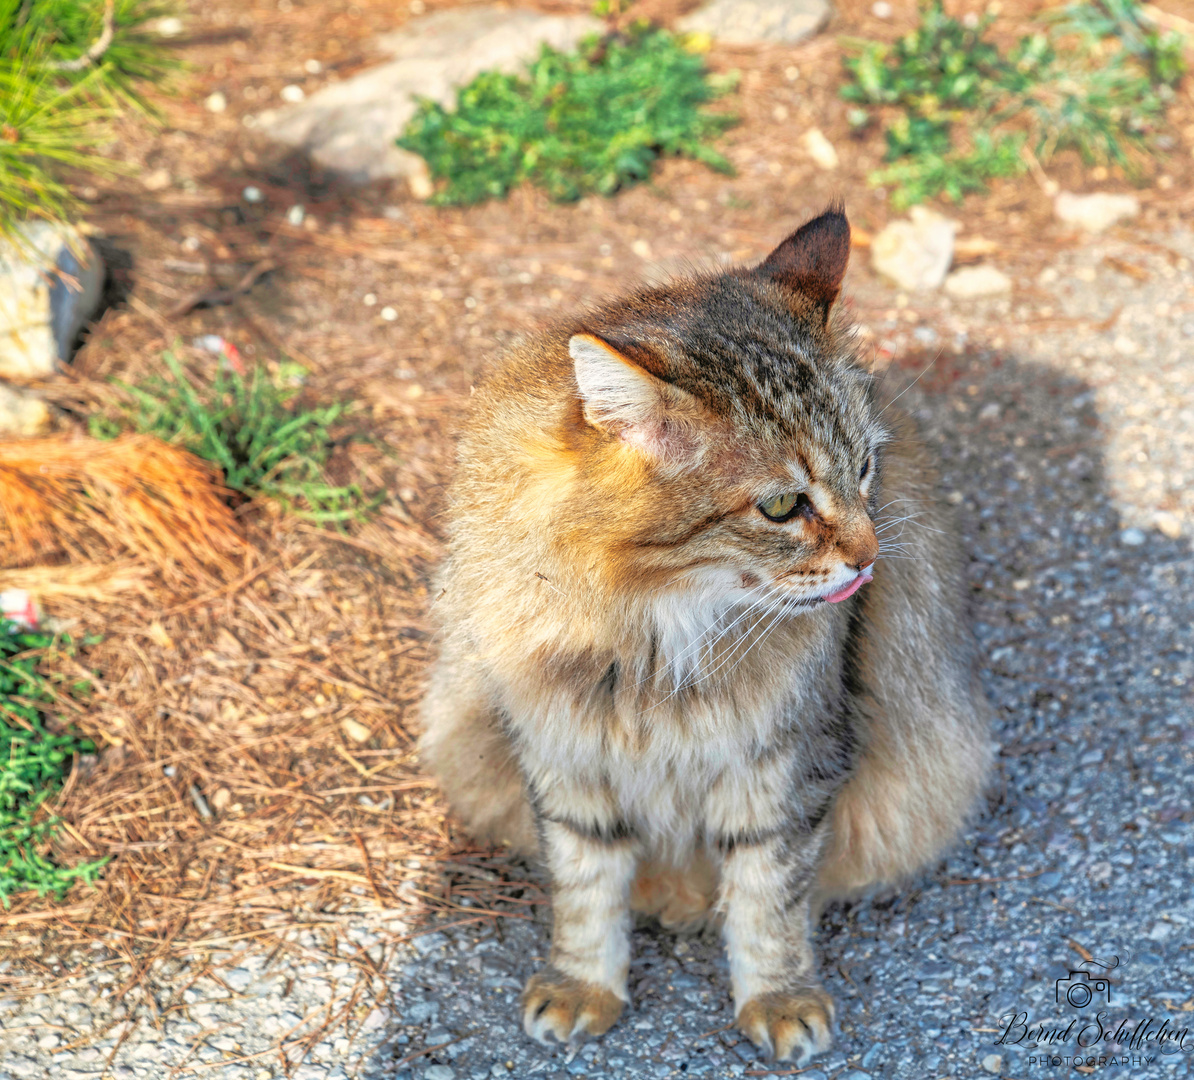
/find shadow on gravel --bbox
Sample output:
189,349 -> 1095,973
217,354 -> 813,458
363,347 -> 1194,1079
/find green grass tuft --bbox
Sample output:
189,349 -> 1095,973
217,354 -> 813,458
842,0 -> 1185,209
397,26 -> 737,205
1,621 -> 107,906
95,352 -> 379,523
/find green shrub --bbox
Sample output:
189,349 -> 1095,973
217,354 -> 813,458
398,26 -> 737,205
0,621 -> 107,905
94,352 -> 378,523
842,0 -> 1185,209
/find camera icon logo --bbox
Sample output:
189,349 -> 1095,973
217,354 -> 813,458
1056,970 -> 1112,1008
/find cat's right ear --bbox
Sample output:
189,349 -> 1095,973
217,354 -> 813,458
758,206 -> 851,324
570,333 -> 701,466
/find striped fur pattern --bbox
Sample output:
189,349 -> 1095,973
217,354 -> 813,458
419,208 -> 993,1064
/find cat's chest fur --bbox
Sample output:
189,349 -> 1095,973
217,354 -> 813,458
497,601 -> 849,844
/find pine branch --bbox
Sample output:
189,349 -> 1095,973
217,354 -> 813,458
45,0 -> 115,72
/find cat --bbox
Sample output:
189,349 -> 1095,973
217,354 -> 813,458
418,206 -> 993,1064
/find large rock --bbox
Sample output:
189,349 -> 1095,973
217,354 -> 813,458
258,7 -> 601,185
0,382 -> 50,435
0,222 -> 104,378
1053,191 -> 1140,233
870,207 -> 957,292
677,0 -> 831,43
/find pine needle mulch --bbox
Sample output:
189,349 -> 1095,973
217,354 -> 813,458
0,434 -> 243,576
0,434 -> 544,1026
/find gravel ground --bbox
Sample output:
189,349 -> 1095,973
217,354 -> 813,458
2,227 -> 1192,1080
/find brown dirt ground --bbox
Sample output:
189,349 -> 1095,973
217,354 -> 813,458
3,0 -> 1194,987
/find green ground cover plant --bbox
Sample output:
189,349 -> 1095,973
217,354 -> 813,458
94,352 -> 377,523
841,0 -> 1186,208
398,25 -> 737,205
0,622 -> 106,904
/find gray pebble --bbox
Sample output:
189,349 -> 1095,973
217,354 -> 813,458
222,968 -> 253,992
411,932 -> 450,957
407,1000 -> 440,1024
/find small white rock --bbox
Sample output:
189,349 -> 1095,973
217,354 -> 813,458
1054,190 -> 1140,233
286,204 -> 305,226
363,293 -> 377,307
408,160 -> 434,201
143,168 -> 172,192
982,1054 -> 1003,1074
381,306 -> 398,321
304,58 -> 323,74
1112,335 -> 1138,356
242,185 -> 264,203
279,84 -> 305,104
802,127 -> 838,170
872,0 -> 892,16
943,265 -> 1012,299
205,90 -> 227,113
1120,527 -> 1147,547
1154,511 -> 1182,540
424,1067 -> 455,1080
677,0 -> 830,44
154,16 -> 184,36
632,239 -> 652,259
361,1006 -> 390,1032
871,206 -> 958,292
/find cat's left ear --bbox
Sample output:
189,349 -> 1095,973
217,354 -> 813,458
758,206 -> 851,325
570,332 -> 702,467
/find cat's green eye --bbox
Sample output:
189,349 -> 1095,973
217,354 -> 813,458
758,492 -> 804,522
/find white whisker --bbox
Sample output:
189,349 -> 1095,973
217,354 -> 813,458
716,595 -> 800,687
880,349 -> 942,415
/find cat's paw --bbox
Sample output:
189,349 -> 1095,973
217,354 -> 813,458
521,966 -> 624,1044
736,987 -> 835,1064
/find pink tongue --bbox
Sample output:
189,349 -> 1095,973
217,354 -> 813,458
823,573 -> 872,604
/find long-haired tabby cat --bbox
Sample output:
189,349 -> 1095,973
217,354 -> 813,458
419,207 -> 992,1064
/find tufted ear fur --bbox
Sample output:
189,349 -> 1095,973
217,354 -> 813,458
759,206 -> 851,325
570,333 -> 703,467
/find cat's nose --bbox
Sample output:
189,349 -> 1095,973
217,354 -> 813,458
841,534 -> 879,572
835,512 -> 879,571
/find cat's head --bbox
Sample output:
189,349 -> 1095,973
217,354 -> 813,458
563,207 -> 888,614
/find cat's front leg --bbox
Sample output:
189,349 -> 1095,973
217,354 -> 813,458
522,811 -> 638,1044
721,839 -> 835,1063
710,752 -> 842,1064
